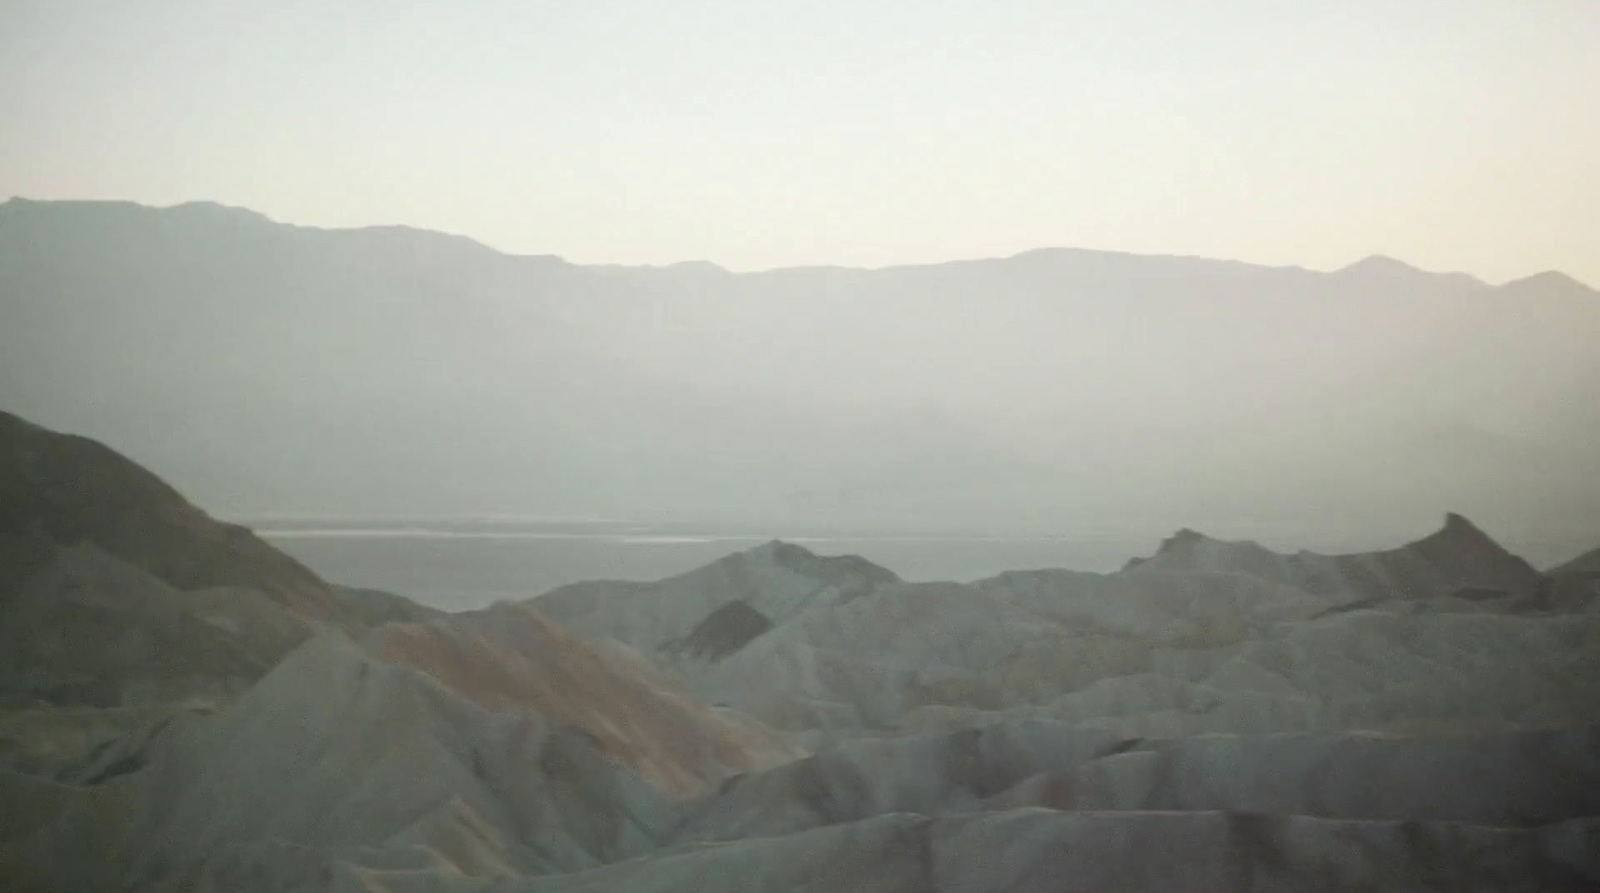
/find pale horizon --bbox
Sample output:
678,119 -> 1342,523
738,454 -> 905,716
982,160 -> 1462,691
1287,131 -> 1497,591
4,1 -> 1597,285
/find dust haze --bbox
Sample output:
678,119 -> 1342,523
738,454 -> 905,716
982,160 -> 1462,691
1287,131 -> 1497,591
3,199 -> 1597,563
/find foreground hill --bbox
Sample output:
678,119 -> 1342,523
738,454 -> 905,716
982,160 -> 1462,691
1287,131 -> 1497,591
1,409 -> 356,776
0,409 -> 338,620
0,413 -> 801,890
3,411 -> 1597,889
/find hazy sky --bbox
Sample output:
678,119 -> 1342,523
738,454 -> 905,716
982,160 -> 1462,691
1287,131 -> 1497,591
3,0 -> 1596,284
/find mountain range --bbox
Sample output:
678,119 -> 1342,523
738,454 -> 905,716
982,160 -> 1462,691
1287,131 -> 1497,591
3,198 -> 1598,560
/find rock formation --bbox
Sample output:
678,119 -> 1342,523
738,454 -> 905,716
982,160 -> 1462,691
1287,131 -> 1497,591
1123,512 -> 1544,602
0,412 -> 802,890
0,410 -> 341,622
3,410 -> 1598,890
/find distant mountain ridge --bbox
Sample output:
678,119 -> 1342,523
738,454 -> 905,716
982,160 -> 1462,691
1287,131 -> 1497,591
8,197 -> 1590,288
3,198 -> 1598,559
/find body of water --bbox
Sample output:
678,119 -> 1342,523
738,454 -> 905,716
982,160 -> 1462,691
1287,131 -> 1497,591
261,519 -> 1153,611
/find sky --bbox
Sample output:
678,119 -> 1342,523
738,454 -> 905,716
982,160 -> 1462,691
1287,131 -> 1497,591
2,0 -> 1597,285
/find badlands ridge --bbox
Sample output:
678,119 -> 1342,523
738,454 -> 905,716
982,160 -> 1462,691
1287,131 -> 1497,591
2,409 -> 1598,891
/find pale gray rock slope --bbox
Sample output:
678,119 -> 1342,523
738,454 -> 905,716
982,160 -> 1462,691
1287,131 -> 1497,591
364,602 -> 801,796
0,543 -> 316,710
9,521 -> 1600,890
686,595 -> 1598,744
0,634 -> 680,890
267,520 -> 1588,892
980,725 -> 1600,823
532,540 -> 897,658
0,412 -> 810,891
331,811 -> 1600,893
531,517 -> 1598,739
1123,512 -> 1544,602
675,720 -> 1133,842
5,408 -> 1598,890
673,721 -> 1600,847
2,616 -> 805,892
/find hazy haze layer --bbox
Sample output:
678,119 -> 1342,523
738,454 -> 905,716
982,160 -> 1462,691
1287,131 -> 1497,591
2,0 -> 1598,284
2,199 -> 1596,563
